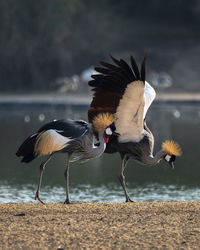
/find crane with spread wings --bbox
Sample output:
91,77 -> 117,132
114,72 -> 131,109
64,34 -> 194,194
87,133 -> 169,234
88,55 -> 182,202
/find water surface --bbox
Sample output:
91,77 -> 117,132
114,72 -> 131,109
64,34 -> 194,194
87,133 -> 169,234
0,101 -> 199,203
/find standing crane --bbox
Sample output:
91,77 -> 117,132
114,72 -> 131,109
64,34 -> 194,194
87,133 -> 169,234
16,113 -> 117,204
88,55 -> 182,202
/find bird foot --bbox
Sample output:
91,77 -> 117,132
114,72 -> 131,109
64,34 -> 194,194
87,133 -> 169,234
64,199 -> 70,204
125,197 -> 134,202
35,192 -> 45,204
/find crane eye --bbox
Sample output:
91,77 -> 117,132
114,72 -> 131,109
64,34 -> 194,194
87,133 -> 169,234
105,127 -> 112,135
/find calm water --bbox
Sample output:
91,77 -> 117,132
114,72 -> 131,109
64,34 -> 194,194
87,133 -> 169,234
0,100 -> 200,203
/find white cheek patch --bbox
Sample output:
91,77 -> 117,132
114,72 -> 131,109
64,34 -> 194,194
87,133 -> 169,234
165,154 -> 171,162
105,127 -> 112,135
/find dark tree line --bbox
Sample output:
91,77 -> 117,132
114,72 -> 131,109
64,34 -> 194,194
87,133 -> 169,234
0,0 -> 199,92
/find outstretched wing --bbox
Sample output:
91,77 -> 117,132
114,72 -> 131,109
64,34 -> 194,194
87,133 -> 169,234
88,55 -> 156,143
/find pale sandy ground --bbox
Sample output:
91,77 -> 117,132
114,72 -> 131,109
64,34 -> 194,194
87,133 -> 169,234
0,202 -> 200,249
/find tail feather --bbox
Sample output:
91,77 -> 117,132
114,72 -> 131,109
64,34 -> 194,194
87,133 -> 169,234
16,133 -> 38,163
21,154 -> 36,163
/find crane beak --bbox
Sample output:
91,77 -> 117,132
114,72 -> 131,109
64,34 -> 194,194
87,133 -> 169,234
170,162 -> 175,169
112,131 -> 120,136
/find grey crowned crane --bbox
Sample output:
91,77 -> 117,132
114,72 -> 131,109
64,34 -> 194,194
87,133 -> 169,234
16,113 -> 116,204
88,55 -> 182,202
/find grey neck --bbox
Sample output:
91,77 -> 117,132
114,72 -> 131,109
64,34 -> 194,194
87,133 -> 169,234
91,131 -> 106,159
143,149 -> 165,166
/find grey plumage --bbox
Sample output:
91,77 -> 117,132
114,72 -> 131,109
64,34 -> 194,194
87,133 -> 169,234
16,117 -> 115,204
62,126 -> 106,163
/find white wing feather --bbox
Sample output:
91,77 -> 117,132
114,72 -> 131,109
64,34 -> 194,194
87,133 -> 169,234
144,81 -> 156,118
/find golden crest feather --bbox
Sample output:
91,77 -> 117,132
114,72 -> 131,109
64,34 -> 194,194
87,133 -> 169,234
92,113 -> 115,132
162,140 -> 182,156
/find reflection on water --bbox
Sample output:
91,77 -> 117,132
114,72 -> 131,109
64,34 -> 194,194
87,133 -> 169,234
0,101 -> 200,203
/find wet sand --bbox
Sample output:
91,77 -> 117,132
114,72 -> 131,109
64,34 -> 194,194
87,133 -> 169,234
0,202 -> 200,249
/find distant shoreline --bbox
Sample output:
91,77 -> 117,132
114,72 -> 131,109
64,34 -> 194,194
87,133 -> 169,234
1,93 -> 200,106
0,202 -> 199,249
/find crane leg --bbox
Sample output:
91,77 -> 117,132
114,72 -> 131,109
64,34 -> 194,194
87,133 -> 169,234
35,154 -> 53,204
64,156 -> 70,204
119,155 -> 133,202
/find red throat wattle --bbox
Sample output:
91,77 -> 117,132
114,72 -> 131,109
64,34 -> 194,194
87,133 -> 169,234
104,137 -> 109,143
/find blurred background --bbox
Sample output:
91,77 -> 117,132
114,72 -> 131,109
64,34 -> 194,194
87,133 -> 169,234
0,0 -> 200,93
0,0 -> 200,203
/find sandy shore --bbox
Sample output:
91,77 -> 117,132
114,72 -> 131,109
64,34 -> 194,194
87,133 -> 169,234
0,202 -> 200,249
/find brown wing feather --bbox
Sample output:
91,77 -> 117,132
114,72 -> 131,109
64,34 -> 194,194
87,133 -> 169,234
88,55 -> 145,127
89,92 -> 123,123
90,92 -> 122,108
